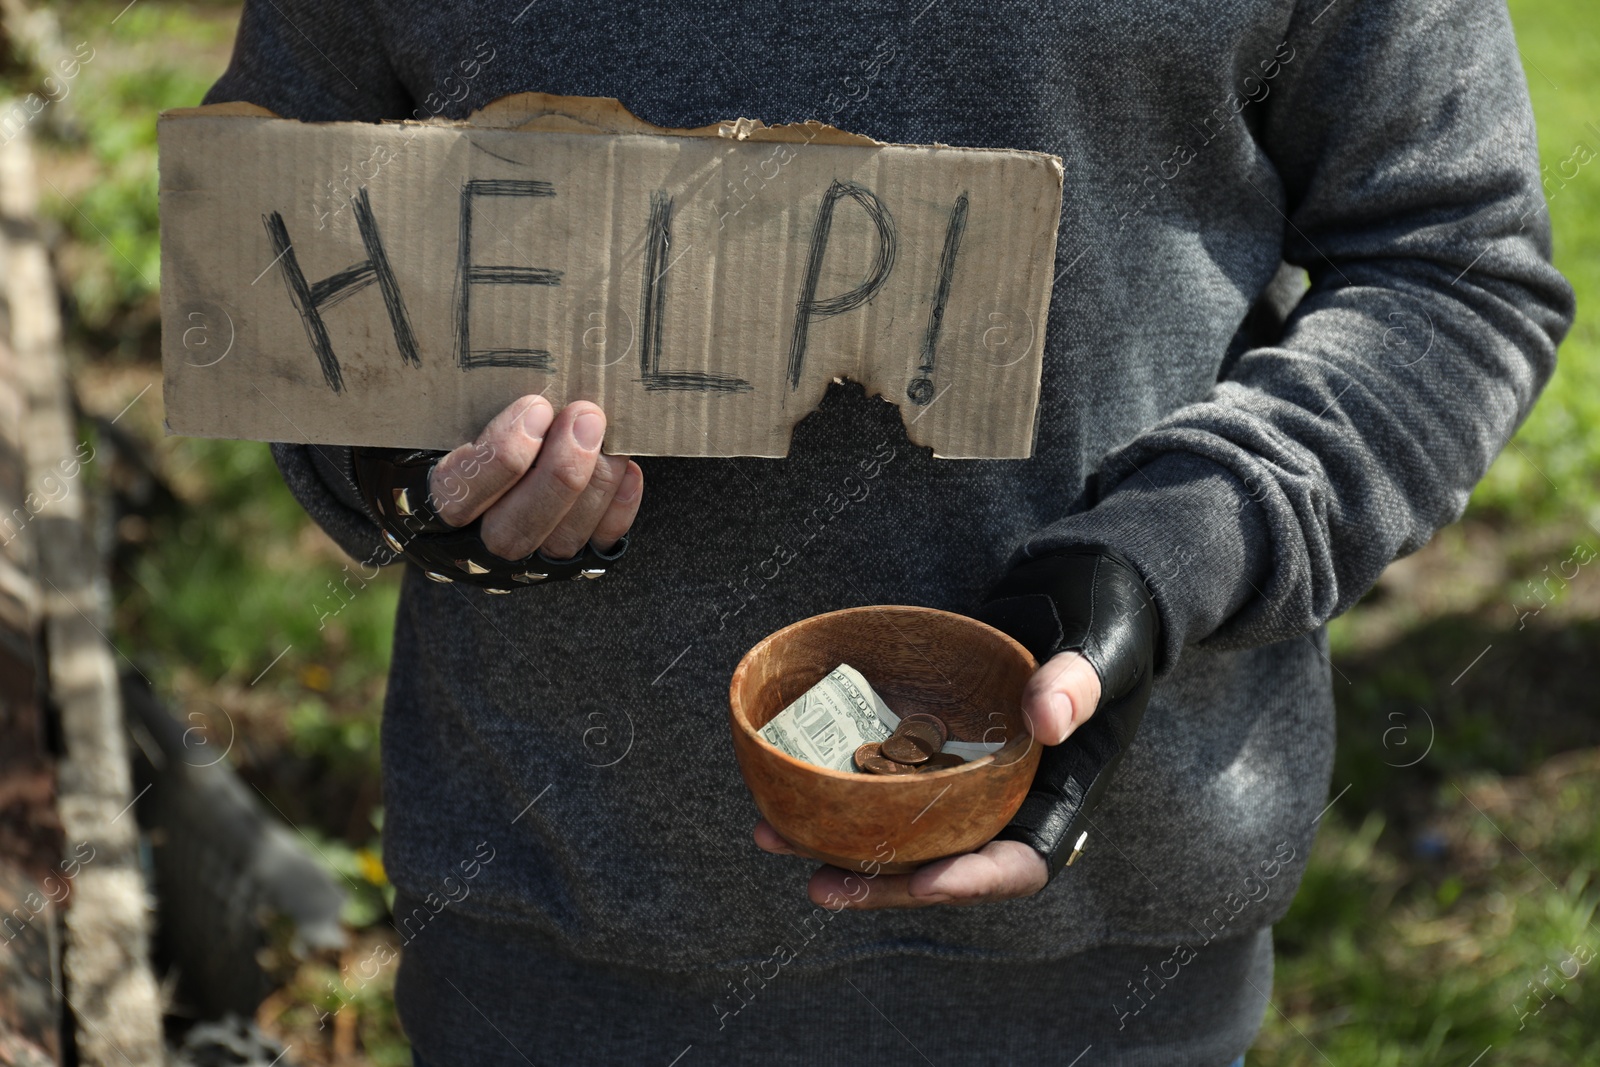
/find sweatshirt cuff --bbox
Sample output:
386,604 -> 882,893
270,442 -> 390,566
1015,452 -> 1271,676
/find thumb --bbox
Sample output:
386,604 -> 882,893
1021,650 -> 1103,745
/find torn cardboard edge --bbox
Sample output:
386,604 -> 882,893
159,93 -> 1064,458
164,93 -> 962,149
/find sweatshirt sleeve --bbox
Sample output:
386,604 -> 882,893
1018,0 -> 1576,674
201,0 -> 414,564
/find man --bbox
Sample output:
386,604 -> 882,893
203,0 -> 1572,1062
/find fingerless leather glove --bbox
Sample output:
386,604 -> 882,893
972,545 -> 1160,879
351,446 -> 629,591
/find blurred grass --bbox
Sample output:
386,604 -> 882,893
40,4 -> 230,348
1468,0 -> 1600,525
12,0 -> 1600,1064
119,439 -> 398,680
1261,761 -> 1600,1066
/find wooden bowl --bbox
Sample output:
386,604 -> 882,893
729,605 -> 1040,874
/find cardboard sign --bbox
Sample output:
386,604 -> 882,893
158,95 -> 1063,457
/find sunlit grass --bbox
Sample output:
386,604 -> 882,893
1469,0 -> 1600,525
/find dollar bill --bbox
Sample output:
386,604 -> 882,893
760,663 -> 1005,773
760,664 -> 892,772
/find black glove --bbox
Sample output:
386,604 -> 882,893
351,446 -> 629,591
972,545 -> 1160,880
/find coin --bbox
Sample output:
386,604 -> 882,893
858,752 -> 917,775
918,752 -> 966,772
881,730 -> 935,765
854,742 -> 884,772
899,713 -> 950,745
898,719 -> 946,754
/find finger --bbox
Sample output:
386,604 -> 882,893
907,840 -> 1048,903
538,453 -> 629,559
1021,650 -> 1103,745
428,394 -> 554,526
589,460 -> 643,553
753,819 -> 797,855
479,402 -> 605,560
808,865 -> 927,910
807,840 -> 1049,911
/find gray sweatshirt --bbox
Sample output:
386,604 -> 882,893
203,0 -> 1571,1058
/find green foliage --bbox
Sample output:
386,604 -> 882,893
117,438 -> 399,685
294,823 -> 391,930
1470,0 -> 1600,525
28,9 -> 218,336
289,698 -> 380,767
1262,781 -> 1600,1066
